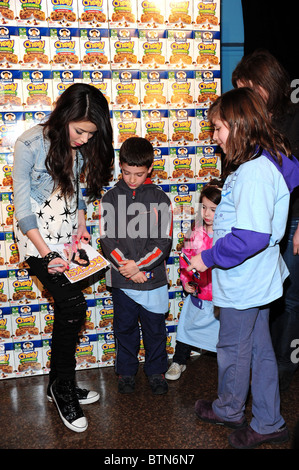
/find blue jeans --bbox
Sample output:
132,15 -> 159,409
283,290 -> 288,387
271,217 -> 299,374
111,288 -> 168,376
212,306 -> 285,434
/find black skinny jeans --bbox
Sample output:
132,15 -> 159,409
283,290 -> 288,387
27,257 -> 87,383
173,340 -> 192,365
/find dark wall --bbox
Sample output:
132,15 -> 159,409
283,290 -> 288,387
241,1 -> 298,80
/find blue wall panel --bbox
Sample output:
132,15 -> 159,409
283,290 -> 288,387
221,0 -> 244,92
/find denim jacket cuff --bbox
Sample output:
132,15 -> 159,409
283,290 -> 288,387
18,214 -> 38,234
78,198 -> 87,211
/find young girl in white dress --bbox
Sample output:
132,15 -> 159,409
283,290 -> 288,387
166,180 -> 223,380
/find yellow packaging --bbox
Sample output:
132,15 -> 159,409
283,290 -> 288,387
138,0 -> 166,28
107,0 -> 138,28
166,0 -> 193,29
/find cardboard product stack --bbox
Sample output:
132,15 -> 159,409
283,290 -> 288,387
0,0 -> 221,380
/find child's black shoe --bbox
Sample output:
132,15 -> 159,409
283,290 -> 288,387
148,374 -> 168,395
118,375 -> 135,393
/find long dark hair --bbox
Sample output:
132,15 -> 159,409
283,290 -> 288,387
208,87 -> 291,178
199,178 -> 223,205
43,83 -> 114,202
231,49 -> 292,118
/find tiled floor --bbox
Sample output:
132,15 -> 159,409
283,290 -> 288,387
1,352 -> 298,450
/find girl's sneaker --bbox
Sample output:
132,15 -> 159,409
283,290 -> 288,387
165,362 -> 186,380
47,385 -> 99,404
50,379 -> 88,433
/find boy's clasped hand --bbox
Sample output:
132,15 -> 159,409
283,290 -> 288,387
118,260 -> 147,283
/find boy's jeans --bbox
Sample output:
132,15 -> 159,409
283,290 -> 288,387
111,287 -> 168,376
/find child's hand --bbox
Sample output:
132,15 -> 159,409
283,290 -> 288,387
293,222 -> 299,255
118,260 -> 140,278
130,271 -> 147,283
187,253 -> 208,273
184,282 -> 196,294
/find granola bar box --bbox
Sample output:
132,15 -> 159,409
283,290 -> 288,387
75,333 -> 99,370
18,26 -> 50,69
14,338 -> 43,377
78,0 -> 109,28
11,303 -> 41,342
0,304 -> 12,343
0,69 -> 23,110
0,341 -> 16,379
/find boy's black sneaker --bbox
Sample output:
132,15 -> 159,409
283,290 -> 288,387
50,379 -> 88,433
118,375 -> 135,394
148,374 -> 168,395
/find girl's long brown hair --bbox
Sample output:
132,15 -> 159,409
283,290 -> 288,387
208,87 -> 291,178
43,83 -> 114,202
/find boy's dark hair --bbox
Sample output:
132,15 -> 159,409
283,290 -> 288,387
119,137 -> 154,168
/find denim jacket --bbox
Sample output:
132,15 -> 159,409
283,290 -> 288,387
13,124 -> 86,234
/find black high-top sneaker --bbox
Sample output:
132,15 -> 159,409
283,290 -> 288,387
47,382 -> 100,404
50,379 -> 88,432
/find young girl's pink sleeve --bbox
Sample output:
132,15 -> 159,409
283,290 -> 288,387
179,228 -> 204,289
179,249 -> 195,288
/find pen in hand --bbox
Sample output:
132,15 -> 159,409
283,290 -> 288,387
48,264 -> 66,268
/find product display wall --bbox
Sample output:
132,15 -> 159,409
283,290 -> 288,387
0,0 -> 221,380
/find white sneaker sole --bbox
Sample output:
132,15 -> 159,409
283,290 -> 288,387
50,385 -> 88,433
165,365 -> 186,380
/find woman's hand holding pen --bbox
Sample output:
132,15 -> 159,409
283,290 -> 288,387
186,253 -> 208,273
48,257 -> 69,274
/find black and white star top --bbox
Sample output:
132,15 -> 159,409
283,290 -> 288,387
15,180 -> 78,263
